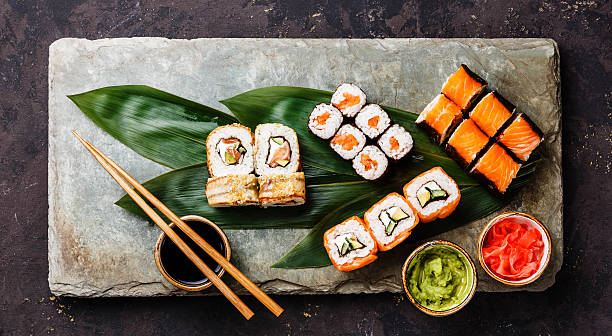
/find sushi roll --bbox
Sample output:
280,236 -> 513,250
403,167 -> 461,223
441,64 -> 487,110
308,103 -> 343,140
377,124 -> 413,161
330,124 -> 366,160
205,174 -> 259,207
364,192 -> 419,251
470,143 -> 521,194
445,119 -> 490,169
469,91 -> 515,137
416,94 -> 463,145
206,124 -> 255,177
323,216 -> 378,272
497,112 -> 544,162
331,83 -> 367,117
258,172 -> 306,207
254,123 -> 301,176
352,146 -> 388,181
354,104 -> 391,139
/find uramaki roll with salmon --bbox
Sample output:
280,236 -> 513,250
308,103 -> 344,140
352,145 -> 388,181
416,94 -> 463,145
364,192 -> 419,251
469,91 -> 515,137
324,216 -> 378,272
441,64 -> 487,111
355,104 -> 391,139
497,112 -> 543,162
206,124 -> 255,178
470,143 -> 521,194
331,83 -> 367,117
330,124 -> 366,160
254,123 -> 301,176
445,119 -> 490,169
378,124 -> 413,161
403,167 -> 461,223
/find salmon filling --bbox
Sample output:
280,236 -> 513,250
266,137 -> 291,168
335,93 -> 361,110
217,138 -> 245,165
314,111 -> 331,126
368,116 -> 380,128
360,154 -> 377,171
331,133 -> 359,151
389,136 -> 400,151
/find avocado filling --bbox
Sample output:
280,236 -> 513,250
416,181 -> 448,207
267,137 -> 292,168
332,234 -> 365,256
380,206 -> 409,236
217,138 -> 246,165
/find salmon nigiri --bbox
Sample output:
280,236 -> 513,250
470,143 -> 521,194
498,113 -> 543,162
441,64 -> 487,110
469,91 -> 514,137
445,119 -> 490,169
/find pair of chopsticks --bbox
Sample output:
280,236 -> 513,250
72,131 -> 283,320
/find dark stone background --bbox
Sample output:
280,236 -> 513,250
0,0 -> 610,335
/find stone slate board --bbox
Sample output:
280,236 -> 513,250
48,38 -> 562,297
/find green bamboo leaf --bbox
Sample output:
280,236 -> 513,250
68,85 -> 237,169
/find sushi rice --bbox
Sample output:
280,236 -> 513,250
377,124 -> 413,161
355,104 -> 391,139
352,145 -> 388,181
330,124 -> 366,160
308,103 -> 344,140
331,83 -> 367,117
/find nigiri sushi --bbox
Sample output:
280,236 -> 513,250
254,123 -> 301,175
441,64 -> 487,110
331,83 -> 367,118
377,124 -> 413,161
355,104 -> 391,139
206,124 -> 255,177
324,216 -> 378,272
470,143 -> 521,194
445,119 -> 490,169
403,167 -> 461,223
364,192 -> 419,251
469,91 -> 515,137
330,124 -> 366,160
308,103 -> 344,140
497,112 -> 543,162
416,94 -> 463,145
352,145 -> 388,181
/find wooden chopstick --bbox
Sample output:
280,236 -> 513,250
72,131 -> 255,320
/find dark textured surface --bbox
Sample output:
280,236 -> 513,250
0,0 -> 610,335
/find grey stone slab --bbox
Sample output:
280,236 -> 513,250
48,38 -> 561,297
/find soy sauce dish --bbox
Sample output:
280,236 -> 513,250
402,240 -> 477,316
154,215 -> 231,291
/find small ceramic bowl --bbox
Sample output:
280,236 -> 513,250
401,240 -> 477,317
477,212 -> 551,286
154,215 -> 231,291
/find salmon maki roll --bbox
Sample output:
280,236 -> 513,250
441,64 -> 487,110
364,193 -> 419,251
324,216 -> 378,272
469,91 -> 515,137
497,113 -> 544,162
355,104 -> 391,139
352,145 -> 388,181
308,103 -> 343,140
377,124 -> 413,161
403,167 -> 461,223
445,119 -> 490,169
331,83 -> 367,117
416,94 -> 463,145
470,143 -> 521,194
330,124 -> 366,160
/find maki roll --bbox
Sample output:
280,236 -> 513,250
330,124 -> 366,160
254,123 -> 301,175
308,103 -> 343,140
205,174 -> 259,207
441,64 -> 487,110
416,94 -> 463,145
206,124 -> 255,177
445,119 -> 490,169
354,104 -> 391,139
469,91 -> 515,137
497,112 -> 543,162
258,172 -> 306,207
352,146 -> 388,181
323,216 -> 378,272
470,143 -> 521,194
364,192 -> 419,251
331,83 -> 367,117
403,167 -> 461,223
377,124 -> 413,161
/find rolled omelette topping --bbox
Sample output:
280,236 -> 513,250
332,233 -> 365,256
335,92 -> 361,110
267,137 -> 291,168
482,218 -> 544,281
407,245 -> 472,311
217,138 -> 246,165
331,133 -> 359,151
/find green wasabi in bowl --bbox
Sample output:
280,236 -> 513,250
406,244 -> 473,311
